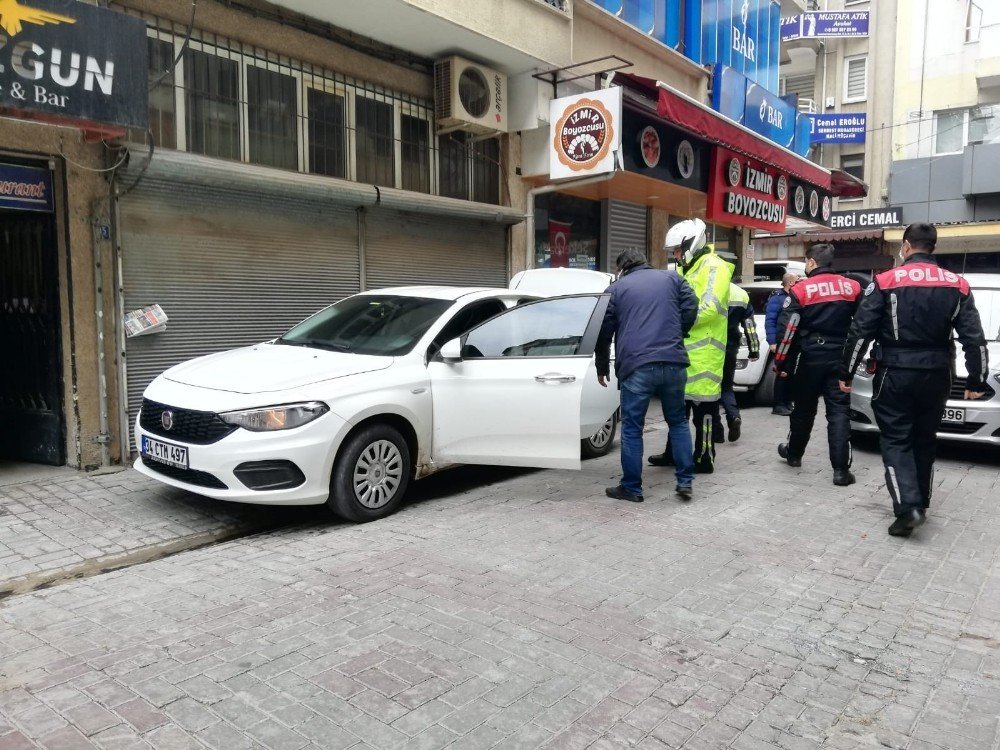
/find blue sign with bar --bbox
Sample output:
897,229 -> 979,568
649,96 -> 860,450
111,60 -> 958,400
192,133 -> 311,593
0,163 -> 54,213
808,113 -> 867,143
781,10 -> 869,40
745,83 -> 796,149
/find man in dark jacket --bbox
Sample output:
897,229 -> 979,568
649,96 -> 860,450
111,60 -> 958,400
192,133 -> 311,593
596,248 -> 698,502
773,244 -> 862,486
840,223 -> 988,537
766,272 -> 799,415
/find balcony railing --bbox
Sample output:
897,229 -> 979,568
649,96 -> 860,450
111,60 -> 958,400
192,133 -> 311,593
539,0 -> 570,10
798,98 -> 817,114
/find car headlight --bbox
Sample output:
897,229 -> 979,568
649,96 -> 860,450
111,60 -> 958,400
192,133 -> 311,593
220,402 -> 329,431
993,371 -> 1000,386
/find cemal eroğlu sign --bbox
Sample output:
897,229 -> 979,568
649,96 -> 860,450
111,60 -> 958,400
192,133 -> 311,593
0,0 -> 148,130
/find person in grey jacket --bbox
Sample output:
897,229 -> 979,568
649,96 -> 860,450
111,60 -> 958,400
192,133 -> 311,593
596,248 -> 698,503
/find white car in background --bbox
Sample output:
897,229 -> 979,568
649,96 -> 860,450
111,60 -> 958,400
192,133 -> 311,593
849,273 -> 1000,445
135,275 -> 620,522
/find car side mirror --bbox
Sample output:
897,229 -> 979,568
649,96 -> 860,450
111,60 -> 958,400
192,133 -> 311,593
440,338 -> 463,362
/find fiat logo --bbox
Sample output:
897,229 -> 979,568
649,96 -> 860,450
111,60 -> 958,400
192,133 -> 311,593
161,410 -> 174,431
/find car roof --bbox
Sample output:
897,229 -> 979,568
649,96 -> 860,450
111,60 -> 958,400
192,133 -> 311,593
963,273 -> 1000,290
509,268 -> 615,296
356,286 -> 510,301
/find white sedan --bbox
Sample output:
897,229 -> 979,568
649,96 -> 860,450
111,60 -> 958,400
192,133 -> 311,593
134,287 -> 620,521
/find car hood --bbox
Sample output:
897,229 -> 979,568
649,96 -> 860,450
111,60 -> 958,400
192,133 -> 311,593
163,344 -> 393,394
955,340 -> 1000,379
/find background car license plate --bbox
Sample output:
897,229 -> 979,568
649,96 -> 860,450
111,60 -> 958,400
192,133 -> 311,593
941,407 -> 966,424
141,436 -> 189,469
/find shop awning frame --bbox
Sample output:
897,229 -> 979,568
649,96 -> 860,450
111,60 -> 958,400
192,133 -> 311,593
615,73 -> 868,199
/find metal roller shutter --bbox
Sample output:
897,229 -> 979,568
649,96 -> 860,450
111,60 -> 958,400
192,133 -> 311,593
119,179 -> 360,444
364,209 -> 507,289
605,200 -> 648,266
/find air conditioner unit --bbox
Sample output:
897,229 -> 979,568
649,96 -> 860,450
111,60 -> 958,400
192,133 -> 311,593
434,56 -> 508,136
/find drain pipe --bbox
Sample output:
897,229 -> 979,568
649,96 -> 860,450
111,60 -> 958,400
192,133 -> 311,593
525,172 -> 617,272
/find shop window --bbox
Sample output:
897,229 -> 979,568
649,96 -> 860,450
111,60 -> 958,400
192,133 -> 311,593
147,37 -> 176,149
184,49 -> 240,160
843,56 -> 867,103
472,138 -> 500,205
355,96 -> 394,187
401,114 -> 431,193
841,154 -> 865,182
439,133 -> 469,200
247,66 -> 298,170
534,193 -> 601,270
308,89 -> 347,179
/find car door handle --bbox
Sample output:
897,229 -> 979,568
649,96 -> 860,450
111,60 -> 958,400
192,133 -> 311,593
535,373 -> 576,383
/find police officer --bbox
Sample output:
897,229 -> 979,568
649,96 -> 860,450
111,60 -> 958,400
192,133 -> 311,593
773,244 -> 861,486
712,283 -> 760,443
649,219 -> 733,473
839,223 -> 988,537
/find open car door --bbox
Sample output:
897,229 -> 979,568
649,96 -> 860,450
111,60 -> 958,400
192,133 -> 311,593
429,294 -> 613,470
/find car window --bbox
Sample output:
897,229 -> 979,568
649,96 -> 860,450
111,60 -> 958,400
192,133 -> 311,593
971,288 -> 1000,340
747,288 -> 777,313
462,296 -> 600,358
277,295 -> 453,356
429,299 -> 507,355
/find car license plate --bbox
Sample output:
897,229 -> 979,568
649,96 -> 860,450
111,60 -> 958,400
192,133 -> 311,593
941,407 -> 966,424
141,435 -> 189,469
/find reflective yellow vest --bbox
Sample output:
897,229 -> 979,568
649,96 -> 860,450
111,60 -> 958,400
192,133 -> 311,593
680,245 -> 734,401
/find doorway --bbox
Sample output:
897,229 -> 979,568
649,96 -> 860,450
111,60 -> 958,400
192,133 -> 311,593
0,210 -> 65,465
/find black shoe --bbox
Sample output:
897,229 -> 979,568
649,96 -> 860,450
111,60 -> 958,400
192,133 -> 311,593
833,469 -> 856,486
648,452 -> 674,467
694,458 -> 715,474
777,443 -> 801,468
675,485 -> 693,501
888,509 -> 925,537
771,405 -> 793,417
712,426 -> 726,444
727,417 -> 742,442
606,485 -> 643,503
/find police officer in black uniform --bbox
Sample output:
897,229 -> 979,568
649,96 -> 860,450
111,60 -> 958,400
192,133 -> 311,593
839,223 -> 988,537
773,244 -> 862,486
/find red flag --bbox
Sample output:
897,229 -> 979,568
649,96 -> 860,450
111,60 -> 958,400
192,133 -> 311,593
548,220 -> 572,268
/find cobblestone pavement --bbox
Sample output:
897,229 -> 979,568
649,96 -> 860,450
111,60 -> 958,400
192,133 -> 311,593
1,406 -> 998,749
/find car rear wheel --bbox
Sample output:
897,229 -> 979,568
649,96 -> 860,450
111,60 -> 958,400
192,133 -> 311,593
328,424 -> 411,522
755,357 -> 776,405
582,412 -> 618,459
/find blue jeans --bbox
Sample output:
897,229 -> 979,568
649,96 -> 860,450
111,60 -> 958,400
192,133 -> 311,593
619,362 -> 694,495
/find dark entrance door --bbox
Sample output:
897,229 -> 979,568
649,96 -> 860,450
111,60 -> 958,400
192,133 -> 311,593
0,212 -> 65,465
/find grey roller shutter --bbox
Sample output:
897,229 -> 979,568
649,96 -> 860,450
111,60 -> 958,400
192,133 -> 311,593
119,178 -> 360,444
605,200 -> 648,267
365,209 -> 507,289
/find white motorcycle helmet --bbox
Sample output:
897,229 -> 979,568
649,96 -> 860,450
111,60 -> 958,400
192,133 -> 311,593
665,218 -> 708,270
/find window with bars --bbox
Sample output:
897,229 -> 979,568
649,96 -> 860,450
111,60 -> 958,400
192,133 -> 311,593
843,56 -> 867,103
133,19 -> 502,204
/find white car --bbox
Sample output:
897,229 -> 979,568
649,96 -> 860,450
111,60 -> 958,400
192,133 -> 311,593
135,285 -> 620,521
849,273 -> 1000,446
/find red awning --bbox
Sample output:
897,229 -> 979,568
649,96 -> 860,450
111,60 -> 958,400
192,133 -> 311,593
615,73 -> 866,198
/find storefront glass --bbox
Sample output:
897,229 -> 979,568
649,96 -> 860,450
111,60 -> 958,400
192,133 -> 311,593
534,194 -> 602,270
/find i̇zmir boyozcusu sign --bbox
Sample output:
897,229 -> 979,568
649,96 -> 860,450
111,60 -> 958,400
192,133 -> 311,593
0,0 -> 148,132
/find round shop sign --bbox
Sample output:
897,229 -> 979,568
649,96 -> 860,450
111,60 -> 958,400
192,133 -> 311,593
809,189 -> 819,218
822,196 -> 832,222
639,126 -> 661,168
726,158 -> 742,187
676,139 -> 695,179
776,175 -> 788,201
794,185 -> 806,214
554,98 -> 615,172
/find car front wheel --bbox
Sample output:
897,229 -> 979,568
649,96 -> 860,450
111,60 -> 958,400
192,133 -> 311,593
582,412 -> 618,459
328,424 -> 411,522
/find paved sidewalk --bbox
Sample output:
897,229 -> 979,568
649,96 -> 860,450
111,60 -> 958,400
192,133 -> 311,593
1,406 -> 998,749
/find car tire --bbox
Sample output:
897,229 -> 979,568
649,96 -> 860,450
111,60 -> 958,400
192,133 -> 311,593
755,358 -> 776,405
328,424 -> 411,523
581,411 -> 618,459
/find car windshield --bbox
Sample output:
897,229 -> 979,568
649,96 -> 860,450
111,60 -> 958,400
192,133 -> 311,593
971,288 -> 1000,341
276,295 -> 453,356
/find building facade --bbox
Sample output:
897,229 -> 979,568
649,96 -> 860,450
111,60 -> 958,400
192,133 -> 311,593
5,0 -> 852,471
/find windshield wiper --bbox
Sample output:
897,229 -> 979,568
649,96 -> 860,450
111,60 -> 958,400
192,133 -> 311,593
275,338 -> 350,352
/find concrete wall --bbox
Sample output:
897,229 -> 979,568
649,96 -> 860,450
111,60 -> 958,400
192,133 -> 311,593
0,119 -> 114,470
890,153 -> 1000,224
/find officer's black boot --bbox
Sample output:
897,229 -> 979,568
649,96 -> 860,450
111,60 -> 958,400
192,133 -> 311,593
833,468 -> 856,486
888,508 -> 925,537
648,440 -> 675,467
727,416 -> 742,442
777,443 -> 801,467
